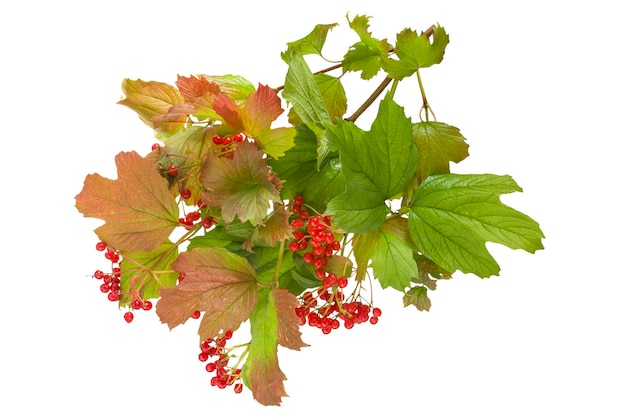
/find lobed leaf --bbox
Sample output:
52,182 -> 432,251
408,174 -> 545,277
342,14 -> 391,80
325,94 -> 418,233
200,141 -> 281,226
155,247 -> 257,342
281,23 -> 338,62
75,151 -> 179,253
382,25 -> 449,79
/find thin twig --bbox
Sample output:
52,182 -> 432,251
344,77 -> 393,122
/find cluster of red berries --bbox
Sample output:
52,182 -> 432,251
93,241 -> 122,302
295,288 -> 382,334
212,133 -> 245,147
287,195 -> 342,280
92,241 -> 156,324
176,191 -> 217,230
198,330 -> 243,394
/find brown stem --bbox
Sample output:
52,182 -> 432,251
344,77 -> 393,122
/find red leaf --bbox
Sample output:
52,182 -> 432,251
243,84 -> 284,137
212,93 -> 245,133
156,247 -> 257,342
75,151 -> 179,253
273,288 -> 308,350
175,74 -> 220,102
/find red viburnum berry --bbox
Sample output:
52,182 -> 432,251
151,143 -> 161,151
180,188 -> 192,199
142,300 -> 153,311
123,311 -> 134,323
95,241 -> 107,251
212,135 -> 224,145
167,165 -> 178,176
233,133 -> 244,142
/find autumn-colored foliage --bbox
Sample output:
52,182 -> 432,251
76,16 -> 544,405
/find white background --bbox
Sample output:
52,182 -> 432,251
2,0 -> 625,415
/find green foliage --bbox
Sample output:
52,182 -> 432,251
75,15 -> 544,406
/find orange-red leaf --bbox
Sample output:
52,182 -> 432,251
273,288 -> 308,350
75,151 -> 179,253
257,203 -> 292,246
156,247 -> 257,342
175,74 -> 220,102
212,93 -> 245,133
243,84 -> 284,137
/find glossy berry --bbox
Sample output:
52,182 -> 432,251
151,143 -> 161,151
233,133 -> 244,142
95,241 -> 107,251
123,311 -> 134,323
212,135 -> 224,145
180,188 -> 192,199
167,165 -> 178,176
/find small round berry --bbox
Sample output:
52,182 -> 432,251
95,241 -> 107,251
233,133 -> 244,142
191,310 -> 201,319
167,165 -> 178,176
131,299 -> 143,310
212,135 -> 224,145
142,300 -> 153,311
372,307 -> 382,317
123,311 -> 134,323
151,143 -> 161,151
180,188 -> 192,199
293,195 -> 305,206
288,241 -> 299,252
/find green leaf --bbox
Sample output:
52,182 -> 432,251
342,14 -> 391,80
315,74 -> 348,122
403,286 -> 431,311
200,141 -> 281,225
408,174 -> 545,277
119,241 -> 179,305
255,126 -> 297,159
352,217 -> 417,290
281,23 -> 338,62
412,121 -> 469,184
187,221 -> 256,252
282,51 -> 331,124
200,74 -> 256,106
246,246 -> 294,286
242,287 -> 288,406
269,124 -> 345,213
325,94 -> 418,233
382,25 -> 450,79
156,247 -> 257,342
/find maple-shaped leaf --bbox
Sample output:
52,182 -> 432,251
257,203 -> 292,246
200,141 -> 281,226
342,14 -> 392,80
242,287 -> 298,406
382,25 -> 450,79
413,121 -> 469,184
118,79 -> 185,128
325,94 -> 418,233
156,247 -> 257,342
119,241 -> 179,306
75,151 -> 179,253
403,285 -> 432,311
409,174 -> 545,277
242,84 -> 284,137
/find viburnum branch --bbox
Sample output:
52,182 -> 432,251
345,76 -> 393,122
